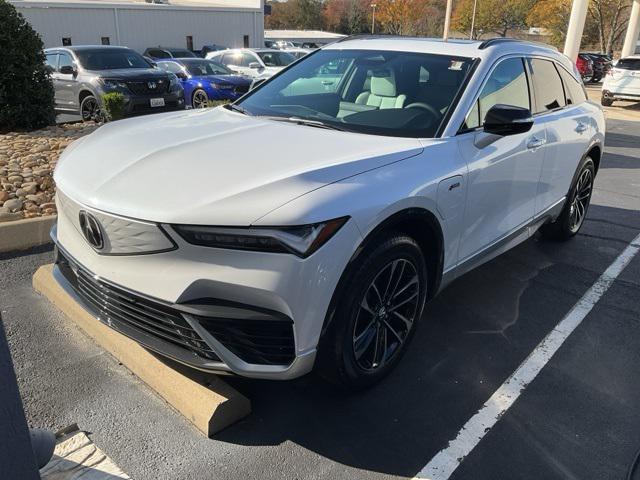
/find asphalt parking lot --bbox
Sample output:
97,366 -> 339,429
2,116 -> 639,480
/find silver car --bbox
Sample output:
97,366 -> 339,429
44,45 -> 185,120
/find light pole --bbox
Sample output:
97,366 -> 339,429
470,0 -> 478,39
443,0 -> 453,41
371,3 -> 377,34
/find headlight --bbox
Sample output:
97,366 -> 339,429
172,217 -> 349,258
211,82 -> 234,90
100,79 -> 127,90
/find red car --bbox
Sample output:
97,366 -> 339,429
576,54 -> 594,82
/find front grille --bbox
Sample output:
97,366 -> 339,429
126,79 -> 169,95
197,316 -> 295,365
57,252 -> 220,362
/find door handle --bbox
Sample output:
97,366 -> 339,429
575,122 -> 588,133
526,137 -> 546,149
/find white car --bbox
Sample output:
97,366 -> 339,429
53,37 -> 604,389
602,55 -> 640,105
283,47 -> 313,60
205,48 -> 295,79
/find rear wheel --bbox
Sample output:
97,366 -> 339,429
192,89 -> 209,109
601,92 -> 614,106
540,156 -> 595,241
317,233 -> 428,390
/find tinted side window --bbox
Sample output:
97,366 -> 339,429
530,59 -> 566,113
558,67 -> 587,105
158,62 -> 182,74
45,53 -> 58,72
465,57 -> 529,130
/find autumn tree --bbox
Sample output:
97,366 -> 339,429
453,0 -> 536,38
265,0 -> 325,30
588,0 -> 632,53
375,0 -> 431,35
324,0 -> 370,34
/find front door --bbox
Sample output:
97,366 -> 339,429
457,57 -> 545,263
54,52 -> 78,110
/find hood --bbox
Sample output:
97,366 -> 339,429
55,107 -> 423,226
192,74 -> 251,86
88,68 -> 169,80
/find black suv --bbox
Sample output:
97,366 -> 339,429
45,46 -> 185,120
143,47 -> 197,60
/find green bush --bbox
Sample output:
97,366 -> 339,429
101,92 -> 126,121
0,0 -> 55,131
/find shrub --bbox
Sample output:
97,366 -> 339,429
207,99 -> 231,108
0,0 -> 55,131
101,92 -> 126,121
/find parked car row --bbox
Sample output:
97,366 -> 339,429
45,44 -> 296,119
576,52 -> 613,83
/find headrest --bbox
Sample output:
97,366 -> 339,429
370,69 -> 397,97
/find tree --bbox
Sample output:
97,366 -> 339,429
0,0 -> 55,131
453,0 -> 536,38
588,0 -> 631,54
375,0 -> 431,35
265,0 -> 325,30
324,0 -> 370,34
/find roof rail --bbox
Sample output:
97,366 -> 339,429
335,34 -> 393,43
478,37 -> 557,50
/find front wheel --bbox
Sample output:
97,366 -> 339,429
192,89 -> 209,109
540,156 -> 595,241
80,95 -> 100,122
317,234 -> 428,390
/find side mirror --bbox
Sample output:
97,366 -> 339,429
176,71 -> 188,80
59,65 -> 76,75
248,62 -> 261,69
483,104 -> 533,136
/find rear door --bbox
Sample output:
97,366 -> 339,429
457,56 -> 546,262
608,58 -> 640,97
528,58 -> 592,216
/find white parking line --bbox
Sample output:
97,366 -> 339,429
416,232 -> 640,480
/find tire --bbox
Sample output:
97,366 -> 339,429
592,74 -> 601,83
539,156 -> 595,241
582,74 -> 593,84
601,92 -> 614,106
192,89 -> 209,109
80,95 -> 100,122
316,233 -> 429,390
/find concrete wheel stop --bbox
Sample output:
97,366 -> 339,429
33,264 -> 251,437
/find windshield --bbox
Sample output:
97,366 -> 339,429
76,49 -> 151,70
617,58 -> 640,70
256,51 -> 296,67
183,59 -> 233,76
237,49 -> 474,138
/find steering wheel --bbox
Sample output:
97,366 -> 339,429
405,102 -> 441,119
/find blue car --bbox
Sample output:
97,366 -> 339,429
156,58 -> 251,108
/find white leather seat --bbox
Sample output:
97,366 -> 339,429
355,69 -> 406,109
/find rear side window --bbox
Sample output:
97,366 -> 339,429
616,58 -> 640,70
530,59 -> 566,113
558,67 -> 587,105
465,57 -> 529,130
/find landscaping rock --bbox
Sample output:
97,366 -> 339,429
0,121 -> 98,221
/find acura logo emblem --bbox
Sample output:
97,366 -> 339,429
147,81 -> 157,89
79,211 -> 104,250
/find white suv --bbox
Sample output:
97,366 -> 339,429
602,56 -> 640,106
53,37 -> 604,389
205,48 -> 295,79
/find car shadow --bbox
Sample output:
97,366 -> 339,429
212,204 -> 639,478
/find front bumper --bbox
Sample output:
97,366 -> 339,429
52,192 -> 361,379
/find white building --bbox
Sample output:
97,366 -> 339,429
10,0 -> 264,52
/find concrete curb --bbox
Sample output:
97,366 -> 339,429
33,264 -> 251,436
0,216 -> 56,254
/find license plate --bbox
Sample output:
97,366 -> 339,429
150,98 -> 165,107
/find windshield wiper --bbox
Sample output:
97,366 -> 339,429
265,116 -> 347,132
226,103 -> 250,115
